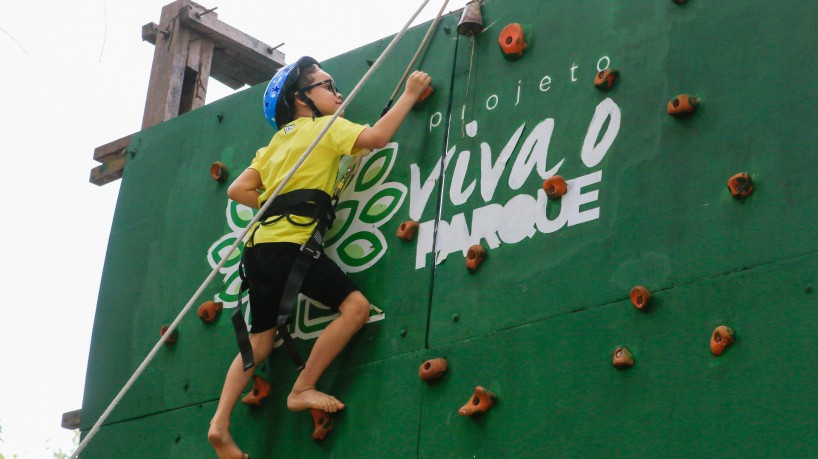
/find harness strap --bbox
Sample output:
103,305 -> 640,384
232,189 -> 334,371
276,207 -> 332,370
232,260 -> 256,371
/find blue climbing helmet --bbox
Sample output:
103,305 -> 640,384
263,56 -> 320,129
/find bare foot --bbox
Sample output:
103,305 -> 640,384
208,424 -> 249,459
287,386 -> 345,413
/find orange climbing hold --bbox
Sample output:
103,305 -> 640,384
210,161 -> 228,183
629,286 -> 651,310
498,23 -> 527,59
612,346 -> 634,368
418,358 -> 448,382
594,69 -> 619,90
397,220 -> 420,241
241,375 -> 271,406
466,245 -> 487,273
710,326 -> 735,356
542,175 -> 567,200
667,94 -> 699,117
198,300 -> 223,323
160,325 -> 178,346
727,173 -> 754,199
459,386 -> 497,417
310,409 -> 336,441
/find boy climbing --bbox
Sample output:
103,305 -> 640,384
208,56 -> 431,459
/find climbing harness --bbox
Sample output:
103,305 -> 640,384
70,2 -> 436,457
232,149 -> 374,371
232,189 -> 335,371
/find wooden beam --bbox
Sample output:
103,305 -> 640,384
211,52 -> 263,88
90,156 -> 127,186
61,410 -> 81,430
209,57 -> 246,89
142,22 -> 159,45
178,2 -> 284,86
93,133 -> 133,162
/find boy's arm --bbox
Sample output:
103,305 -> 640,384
227,168 -> 263,209
354,70 -> 432,150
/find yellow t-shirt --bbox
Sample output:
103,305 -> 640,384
248,116 -> 368,245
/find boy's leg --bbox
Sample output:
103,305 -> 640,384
287,291 -> 370,412
209,328 -> 276,459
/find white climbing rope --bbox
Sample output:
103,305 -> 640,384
71,1 -> 437,457
337,0 -> 449,200
386,0 -> 450,104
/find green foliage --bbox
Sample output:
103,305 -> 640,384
47,430 -> 79,458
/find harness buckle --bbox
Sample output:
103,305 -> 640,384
300,243 -> 322,259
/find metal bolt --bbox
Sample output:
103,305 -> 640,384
452,313 -> 460,322
195,6 -> 218,18
267,42 -> 285,54
401,329 -> 408,337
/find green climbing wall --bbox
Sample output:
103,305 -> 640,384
81,1 -> 818,457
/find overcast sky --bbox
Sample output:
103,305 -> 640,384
0,1 -> 445,455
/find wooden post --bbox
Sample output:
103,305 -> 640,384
141,0 -> 196,129
90,0 -> 285,186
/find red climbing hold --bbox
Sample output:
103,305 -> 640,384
198,300 -> 223,323
466,245 -> 487,273
498,23 -> 527,59
727,173 -> 754,199
413,85 -> 434,109
594,69 -> 619,90
418,358 -> 448,382
241,375 -> 271,406
210,161 -> 228,183
459,386 -> 497,417
160,325 -> 178,346
710,326 -> 735,356
310,409 -> 336,441
667,94 -> 699,117
542,175 -> 568,200
629,286 -> 651,311
612,346 -> 634,368
397,220 -> 420,241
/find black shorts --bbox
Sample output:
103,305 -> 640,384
243,242 -> 359,333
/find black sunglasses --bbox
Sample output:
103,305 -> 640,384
297,79 -> 340,96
